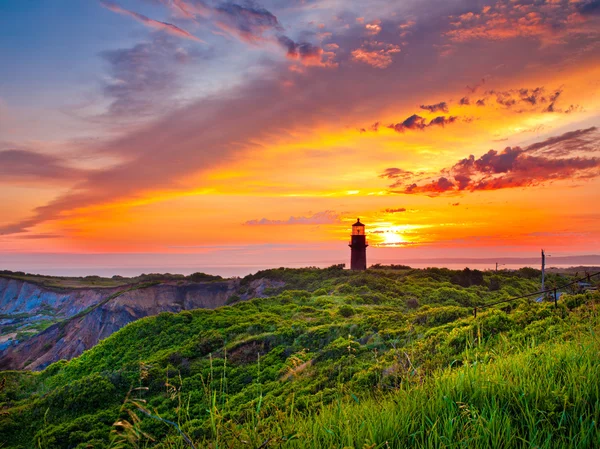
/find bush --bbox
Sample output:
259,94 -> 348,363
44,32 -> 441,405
338,305 -> 355,317
479,309 -> 513,336
226,294 -> 241,305
429,287 -> 478,307
488,275 -> 501,291
405,297 -> 420,309
414,306 -> 470,326
187,272 -> 223,282
451,268 -> 485,287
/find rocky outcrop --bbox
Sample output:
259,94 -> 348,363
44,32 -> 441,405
0,277 -> 116,317
0,277 -> 284,371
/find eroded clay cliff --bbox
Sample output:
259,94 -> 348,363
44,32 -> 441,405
0,277 -> 283,370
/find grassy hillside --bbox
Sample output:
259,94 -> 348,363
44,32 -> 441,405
0,267 -> 598,448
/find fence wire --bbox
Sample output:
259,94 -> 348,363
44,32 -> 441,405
474,271 -> 600,316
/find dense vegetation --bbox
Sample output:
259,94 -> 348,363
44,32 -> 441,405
0,266 -> 598,448
0,271 -> 223,290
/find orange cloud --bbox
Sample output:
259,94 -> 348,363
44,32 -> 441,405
445,0 -> 600,44
351,42 -> 401,68
365,20 -> 382,35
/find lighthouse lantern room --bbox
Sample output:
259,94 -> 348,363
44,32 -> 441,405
349,218 -> 368,270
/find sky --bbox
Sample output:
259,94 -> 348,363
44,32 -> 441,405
1,0 -> 599,275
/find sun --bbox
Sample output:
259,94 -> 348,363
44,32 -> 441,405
381,232 -> 405,246
369,223 -> 430,247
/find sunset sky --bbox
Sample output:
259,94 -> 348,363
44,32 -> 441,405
1,0 -> 599,275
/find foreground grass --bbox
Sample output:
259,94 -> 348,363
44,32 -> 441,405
102,328 -> 600,449
274,336 -> 600,449
115,314 -> 600,449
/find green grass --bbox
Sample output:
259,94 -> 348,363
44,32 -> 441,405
0,267 -> 598,448
268,336 -> 600,448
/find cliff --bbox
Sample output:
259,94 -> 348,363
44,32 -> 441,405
0,276 -> 116,317
0,276 -> 283,371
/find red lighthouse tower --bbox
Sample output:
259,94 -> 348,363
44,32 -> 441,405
349,218 -> 368,270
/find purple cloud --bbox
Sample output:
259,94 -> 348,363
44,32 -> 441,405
386,128 -> 600,196
0,150 -> 86,184
420,102 -> 449,113
387,114 -> 457,133
101,1 -> 204,42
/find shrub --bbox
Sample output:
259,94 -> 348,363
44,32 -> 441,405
226,294 -> 241,305
405,297 -> 420,309
187,272 -> 223,282
413,306 -> 470,326
429,287 -> 478,307
479,309 -> 513,336
338,305 -> 355,317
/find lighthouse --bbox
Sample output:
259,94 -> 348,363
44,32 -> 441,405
349,218 -> 368,270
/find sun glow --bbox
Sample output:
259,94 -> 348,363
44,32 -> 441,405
369,224 -> 430,247
381,232 -> 405,246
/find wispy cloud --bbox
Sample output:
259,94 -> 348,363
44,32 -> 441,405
379,168 -> 415,180
524,126 -> 598,155
0,149 -> 87,184
14,233 -> 64,240
383,208 -> 407,213
100,0 -> 205,42
155,0 -> 332,66
245,210 -> 341,225
100,35 -> 203,118
213,2 -> 282,43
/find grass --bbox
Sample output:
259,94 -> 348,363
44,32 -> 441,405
107,328 -> 600,449
276,336 -> 600,448
0,267 -> 598,448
